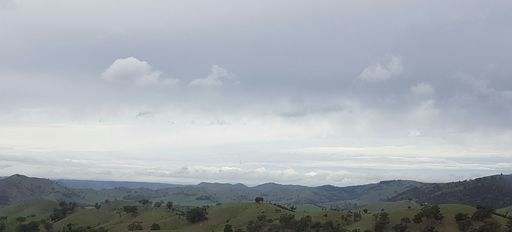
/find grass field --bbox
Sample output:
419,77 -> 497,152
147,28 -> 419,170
1,199 -> 511,231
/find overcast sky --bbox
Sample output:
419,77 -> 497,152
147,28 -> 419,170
1,0 -> 512,186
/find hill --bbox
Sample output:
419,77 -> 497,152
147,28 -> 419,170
389,174 -> 512,209
0,174 -> 82,206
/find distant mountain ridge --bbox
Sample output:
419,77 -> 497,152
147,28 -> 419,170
389,174 -> 512,209
2,174 -> 512,209
56,179 -> 180,190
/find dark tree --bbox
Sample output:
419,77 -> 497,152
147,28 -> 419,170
0,216 -> 7,232
392,223 -> 408,232
15,221 -> 40,232
153,201 -> 162,208
123,206 -> 139,217
150,223 -> 161,230
186,207 -> 208,223
224,224 -> 234,232
138,199 -> 151,207
454,213 -> 472,232
374,212 -> 390,232
422,225 -> 439,232
166,201 -> 174,211
94,203 -> 101,210
254,197 -> 264,203
16,217 -> 26,224
413,213 -> 423,224
127,221 -> 143,231
278,214 -> 295,230
401,217 -> 411,224
505,219 -> 512,232
472,207 -> 494,222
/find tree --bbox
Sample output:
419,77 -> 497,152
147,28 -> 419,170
39,219 -> 53,232
474,219 -> 500,232
166,201 -> 174,211
413,213 -> 423,224
0,217 -> 7,232
278,214 -> 296,230
422,225 -> 438,232
224,224 -> 234,232
420,205 -> 444,221
472,207 -> 494,222
138,199 -> 151,207
296,215 -> 313,232
374,212 -> 390,232
153,201 -> 162,208
16,217 -> 27,224
127,221 -> 143,231
15,221 -> 40,232
186,207 -> 208,223
254,197 -> 264,203
401,217 -> 411,224
150,223 -> 161,230
454,213 -> 472,232
392,223 -> 408,232
50,201 -> 77,222
123,206 -> 139,217
505,219 -> 512,232
94,202 -> 101,210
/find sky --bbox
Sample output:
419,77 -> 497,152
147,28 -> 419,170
1,0 -> 512,186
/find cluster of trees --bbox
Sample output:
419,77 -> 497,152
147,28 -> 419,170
237,213 -> 347,232
60,223 -> 108,232
454,207 -> 503,232
50,201 -> 77,222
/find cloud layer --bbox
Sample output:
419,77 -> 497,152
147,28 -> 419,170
1,0 -> 512,185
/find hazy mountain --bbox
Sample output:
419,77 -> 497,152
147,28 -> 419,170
56,179 -> 180,190
389,174 -> 512,209
3,174 -> 512,210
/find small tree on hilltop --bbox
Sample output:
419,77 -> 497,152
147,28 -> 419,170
255,197 -> 264,203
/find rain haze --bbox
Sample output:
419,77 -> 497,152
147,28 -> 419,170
1,0 -> 512,186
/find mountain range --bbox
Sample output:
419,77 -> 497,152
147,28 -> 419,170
1,173 -> 511,209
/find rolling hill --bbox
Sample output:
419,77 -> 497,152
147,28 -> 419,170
389,174 -> 512,209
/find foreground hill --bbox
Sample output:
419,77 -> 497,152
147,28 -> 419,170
389,174 -> 512,209
2,199 -> 508,232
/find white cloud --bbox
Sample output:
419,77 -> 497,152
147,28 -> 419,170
410,82 -> 435,96
189,65 -> 237,87
358,55 -> 403,82
101,57 -> 178,86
